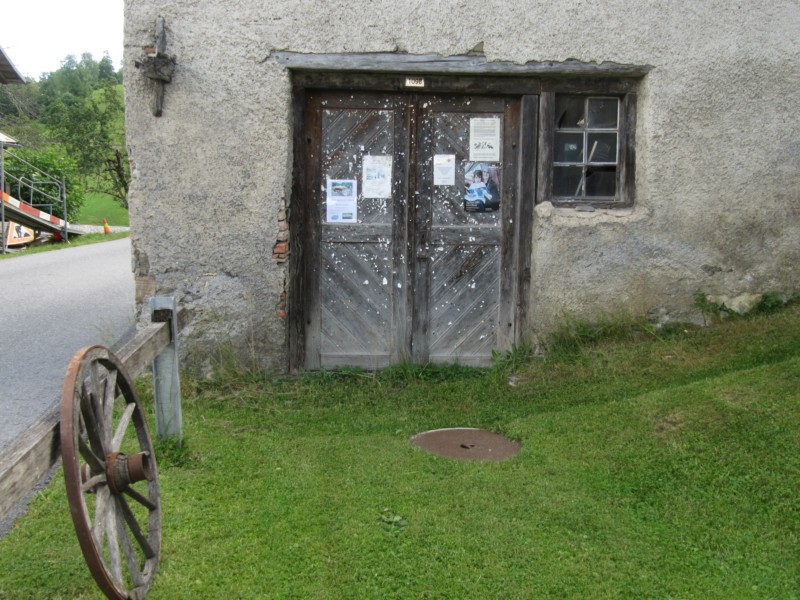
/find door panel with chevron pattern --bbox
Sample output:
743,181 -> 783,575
317,98 -> 403,368
413,97 -> 509,365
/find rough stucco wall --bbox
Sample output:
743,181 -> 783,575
522,1 -> 800,332
124,0 -> 800,370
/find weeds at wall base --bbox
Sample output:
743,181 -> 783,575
177,290 -> 800,393
544,312 -> 691,361
694,289 -> 798,326
153,437 -> 195,468
545,290 -> 799,361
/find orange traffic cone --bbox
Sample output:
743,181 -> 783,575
102,218 -> 111,234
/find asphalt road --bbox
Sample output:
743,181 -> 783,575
0,238 -> 135,452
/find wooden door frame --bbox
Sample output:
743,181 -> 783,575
288,72 -> 538,372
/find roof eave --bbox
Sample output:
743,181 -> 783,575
0,47 -> 27,84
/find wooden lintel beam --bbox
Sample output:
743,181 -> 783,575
269,51 -> 653,78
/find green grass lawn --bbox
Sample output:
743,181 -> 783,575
0,232 -> 129,260
74,191 -> 129,227
0,306 -> 798,598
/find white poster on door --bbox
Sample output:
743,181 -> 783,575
469,117 -> 501,162
326,178 -> 358,223
433,154 -> 456,186
362,155 -> 392,198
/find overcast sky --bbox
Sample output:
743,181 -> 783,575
2,0 -> 124,80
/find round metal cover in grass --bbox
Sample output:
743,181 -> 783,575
410,428 -> 521,461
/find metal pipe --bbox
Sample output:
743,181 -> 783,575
17,177 -> 60,207
62,175 -> 68,242
1,145 -> 6,254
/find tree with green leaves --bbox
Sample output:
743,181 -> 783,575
38,53 -> 129,207
0,78 -> 40,120
0,78 -> 52,148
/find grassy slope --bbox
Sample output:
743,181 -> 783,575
74,192 -> 129,227
0,307 -> 797,599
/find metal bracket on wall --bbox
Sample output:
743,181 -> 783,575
134,16 -> 176,117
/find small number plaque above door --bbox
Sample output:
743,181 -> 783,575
405,76 -> 425,88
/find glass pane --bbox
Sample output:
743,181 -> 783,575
586,133 -> 617,163
585,166 -> 617,197
554,132 -> 584,163
555,96 -> 585,128
587,98 -> 618,128
553,166 -> 583,197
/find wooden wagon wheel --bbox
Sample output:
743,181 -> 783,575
60,345 -> 162,600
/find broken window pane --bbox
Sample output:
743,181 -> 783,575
585,166 -> 616,196
554,132 -> 584,163
555,96 -> 585,128
586,132 -> 617,163
588,98 -> 618,129
553,166 -> 583,196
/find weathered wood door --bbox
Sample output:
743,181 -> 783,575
303,91 -> 523,369
412,96 -> 519,365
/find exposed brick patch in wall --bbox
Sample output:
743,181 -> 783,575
273,204 -> 289,263
274,198 -> 289,318
276,285 -> 287,319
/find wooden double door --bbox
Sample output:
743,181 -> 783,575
300,91 -> 528,369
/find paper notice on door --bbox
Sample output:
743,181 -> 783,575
469,117 -> 501,162
433,154 -> 456,186
362,155 -> 392,198
326,178 -> 358,223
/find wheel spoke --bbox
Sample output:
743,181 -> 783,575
78,435 -> 105,474
105,496 -> 123,587
118,494 -> 156,559
120,527 -> 144,587
123,486 -> 158,512
81,473 -> 106,493
111,403 -> 136,452
89,362 -> 108,447
93,486 -> 109,551
80,388 -> 105,456
103,368 -> 119,448
115,496 -> 146,587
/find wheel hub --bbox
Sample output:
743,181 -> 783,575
106,451 -> 154,494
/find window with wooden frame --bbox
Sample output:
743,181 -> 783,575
539,89 -> 636,208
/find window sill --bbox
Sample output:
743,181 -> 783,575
534,201 -> 638,222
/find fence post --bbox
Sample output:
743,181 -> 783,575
149,296 -> 183,443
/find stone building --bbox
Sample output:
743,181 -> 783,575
123,1 -> 800,372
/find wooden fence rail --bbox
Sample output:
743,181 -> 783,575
0,302 -> 188,522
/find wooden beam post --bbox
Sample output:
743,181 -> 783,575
149,296 -> 183,443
